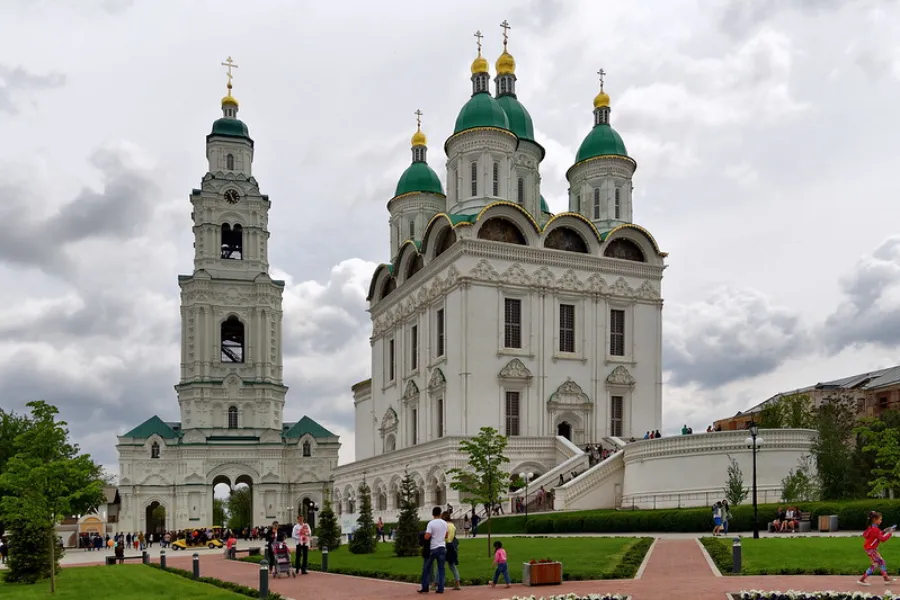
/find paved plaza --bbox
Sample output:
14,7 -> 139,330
48,535 -> 893,600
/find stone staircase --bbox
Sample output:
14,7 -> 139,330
551,449 -> 626,510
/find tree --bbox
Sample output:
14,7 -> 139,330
213,498 -> 227,528
0,401 -> 105,588
394,471 -> 420,557
781,455 -> 820,502
757,393 -> 815,429
723,455 -> 748,506
226,486 -> 252,530
857,416 -> 900,498
349,481 -> 376,554
813,395 -> 858,500
447,426 -> 510,557
315,498 -> 342,551
0,408 -> 32,537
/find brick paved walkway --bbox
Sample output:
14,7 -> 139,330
152,540 -> 890,600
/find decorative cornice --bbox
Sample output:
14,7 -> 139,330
549,378 -> 590,403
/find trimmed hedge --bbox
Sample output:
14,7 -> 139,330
609,537 -> 653,579
147,562 -> 286,599
486,500 -> 900,535
700,537 -> 732,574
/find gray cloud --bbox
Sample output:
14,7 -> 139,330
715,0 -> 855,38
0,64 -> 65,114
664,287 -> 809,389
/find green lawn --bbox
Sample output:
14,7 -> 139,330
245,536 -> 649,583
0,564 -> 247,598
703,536 -> 900,575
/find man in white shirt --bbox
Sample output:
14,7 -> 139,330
291,515 -> 312,575
418,506 -> 448,594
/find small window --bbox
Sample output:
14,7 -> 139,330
492,162 -> 500,196
614,188 -> 621,219
150,442 -> 160,459
610,309 -> 625,356
470,161 -> 478,196
505,391 -> 521,436
593,189 -> 601,219
228,406 -> 238,429
302,441 -> 311,457
411,408 -> 418,445
504,298 -> 522,349
226,154 -> 234,170
408,219 -> 415,240
450,168 -> 456,199
396,222 -> 401,244
436,309 -> 445,357
517,177 -> 524,203
436,398 -> 444,438
559,304 -> 575,353
610,396 -> 624,437
410,325 -> 419,370
387,338 -> 396,381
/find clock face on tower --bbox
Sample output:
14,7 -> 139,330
224,189 -> 240,204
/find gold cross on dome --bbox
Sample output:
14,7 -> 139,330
221,56 -> 239,85
597,68 -> 606,91
414,109 -> 423,130
474,30 -> 483,55
500,20 -> 511,48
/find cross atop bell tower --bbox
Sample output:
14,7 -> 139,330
176,60 -> 287,433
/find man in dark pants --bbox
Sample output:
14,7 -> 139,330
291,515 -> 311,575
418,506 -> 448,593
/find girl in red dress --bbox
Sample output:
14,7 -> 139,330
859,511 -> 896,586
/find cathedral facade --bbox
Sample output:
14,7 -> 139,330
332,29 -> 665,517
116,70 -> 339,533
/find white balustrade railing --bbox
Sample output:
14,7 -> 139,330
508,436 -> 586,499
621,428 -> 817,465
553,451 -> 625,509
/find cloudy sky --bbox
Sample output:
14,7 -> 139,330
2,0 -> 899,472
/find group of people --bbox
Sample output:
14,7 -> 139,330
772,506 -> 802,533
586,444 -> 619,467
78,531 -> 167,551
711,500 -> 732,536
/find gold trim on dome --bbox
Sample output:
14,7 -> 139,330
445,126 -> 517,149
566,154 -> 637,181
388,190 -> 446,205
604,223 -> 665,256
543,212 -> 604,244
474,201 -> 541,233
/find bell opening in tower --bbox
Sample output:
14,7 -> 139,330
221,224 -> 243,260
221,316 -> 245,363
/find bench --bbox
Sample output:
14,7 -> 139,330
105,555 -> 144,566
767,511 -> 812,533
230,547 -> 261,559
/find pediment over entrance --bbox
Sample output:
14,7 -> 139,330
381,407 -> 398,432
548,378 -> 590,405
427,368 -> 446,391
607,365 -> 636,387
499,358 -> 532,380
402,380 -> 420,400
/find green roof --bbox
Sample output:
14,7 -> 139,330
123,415 -> 180,440
448,214 -> 477,225
575,124 -> 628,164
394,161 -> 444,197
453,92 -> 510,135
208,118 -> 252,144
284,416 -> 336,439
496,95 -> 534,142
540,195 -> 550,214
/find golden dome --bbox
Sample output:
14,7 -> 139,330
411,129 -> 427,147
471,54 -> 489,74
222,94 -> 239,108
495,51 -> 516,75
593,90 -> 610,109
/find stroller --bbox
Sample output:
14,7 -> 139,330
272,541 -> 295,578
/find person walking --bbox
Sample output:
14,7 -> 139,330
443,511 -> 462,590
291,515 -> 311,575
417,506 -> 448,594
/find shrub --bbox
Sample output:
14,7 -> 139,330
608,537 -> 653,579
700,537 -> 732,574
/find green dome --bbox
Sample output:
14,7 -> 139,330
574,124 -> 628,163
394,161 -> 444,197
496,95 -> 534,142
209,117 -> 251,140
540,195 -> 550,213
453,92 -> 510,135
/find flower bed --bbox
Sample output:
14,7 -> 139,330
733,591 -> 899,599
501,595 -> 629,600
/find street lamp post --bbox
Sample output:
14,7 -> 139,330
745,421 -> 764,539
519,472 -> 534,522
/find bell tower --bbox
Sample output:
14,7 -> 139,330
175,57 -> 287,432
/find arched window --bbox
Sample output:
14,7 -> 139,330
226,154 -> 234,170
408,219 -> 415,240
470,161 -> 478,196
492,162 -> 500,196
604,238 -> 646,262
302,441 -> 311,457
517,177 -> 524,203
434,228 -> 457,257
614,188 -> 621,219
151,442 -> 160,459
221,316 -> 245,363
477,217 -> 527,245
227,406 -> 238,429
221,224 -> 243,260
593,189 -> 601,219
545,227 -> 589,253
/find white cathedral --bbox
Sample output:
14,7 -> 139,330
115,63 -> 339,533
331,29 -> 668,518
